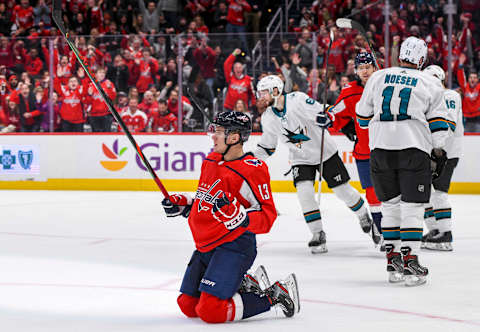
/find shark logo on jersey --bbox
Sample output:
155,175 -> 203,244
244,159 -> 263,167
196,179 -> 223,212
283,127 -> 310,148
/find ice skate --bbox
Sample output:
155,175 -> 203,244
385,244 -> 404,283
401,247 -> 428,287
308,231 -> 327,254
421,229 -> 439,249
239,265 -> 271,295
358,212 -> 372,233
371,223 -> 381,245
266,273 -> 300,318
425,231 -> 453,251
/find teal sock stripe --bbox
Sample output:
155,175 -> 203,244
424,210 -> 434,218
383,230 -> 400,240
434,210 -> 451,220
304,211 -> 321,222
400,230 -> 423,241
350,198 -> 364,212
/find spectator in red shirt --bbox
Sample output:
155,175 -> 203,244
10,83 -> 42,132
12,0 -> 34,36
84,67 -> 116,132
151,98 -> 177,132
3,98 -> 20,132
120,97 -> 148,132
55,76 -> 86,132
56,55 -> 74,85
138,90 -> 159,120
24,48 -> 44,79
193,36 -> 217,96
226,0 -> 251,52
223,48 -> 256,111
0,37 -> 13,67
135,48 -> 158,94
457,53 -> 480,132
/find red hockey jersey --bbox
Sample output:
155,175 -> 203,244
223,54 -> 256,110
84,79 -> 116,117
120,109 -> 148,132
330,79 -> 370,160
189,152 -> 277,253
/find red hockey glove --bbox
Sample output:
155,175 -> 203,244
212,193 -> 249,230
162,194 -> 193,218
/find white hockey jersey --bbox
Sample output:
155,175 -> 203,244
356,66 -> 451,154
254,91 -> 338,165
443,89 -> 463,159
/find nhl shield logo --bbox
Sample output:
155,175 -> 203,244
18,150 -> 33,170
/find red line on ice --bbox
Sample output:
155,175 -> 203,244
302,298 -> 480,326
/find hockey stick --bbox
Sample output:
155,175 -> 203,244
52,0 -> 170,198
317,29 -> 334,205
184,85 -> 214,123
336,18 -> 380,69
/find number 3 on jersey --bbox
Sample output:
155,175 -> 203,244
381,86 -> 412,121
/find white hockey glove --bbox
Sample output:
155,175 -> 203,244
212,192 -> 250,230
162,194 -> 193,218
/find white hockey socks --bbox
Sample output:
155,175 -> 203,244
332,183 -> 368,217
430,190 -> 452,233
400,201 -> 424,256
296,181 -> 323,234
381,195 -> 401,251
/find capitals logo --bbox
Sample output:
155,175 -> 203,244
244,159 -> 263,167
195,179 -> 224,212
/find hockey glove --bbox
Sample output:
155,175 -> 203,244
212,192 -> 250,230
340,119 -> 357,142
316,111 -> 334,129
162,194 -> 193,218
430,149 -> 447,180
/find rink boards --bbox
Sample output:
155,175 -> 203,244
0,133 -> 479,193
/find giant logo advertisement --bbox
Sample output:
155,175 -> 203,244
0,145 -> 40,175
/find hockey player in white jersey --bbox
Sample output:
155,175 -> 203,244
422,65 -> 462,251
356,37 -> 451,286
254,75 -> 373,254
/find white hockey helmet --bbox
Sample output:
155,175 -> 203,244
256,75 -> 284,98
424,65 -> 445,83
399,36 -> 428,69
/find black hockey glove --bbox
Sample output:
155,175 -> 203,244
316,111 -> 333,129
340,119 -> 357,142
430,149 -> 447,180
162,194 -> 193,218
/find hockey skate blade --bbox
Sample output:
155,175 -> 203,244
254,265 -> 271,290
311,244 -> 328,254
284,273 -> 300,314
425,242 -> 453,251
388,271 -> 405,283
405,275 -> 427,287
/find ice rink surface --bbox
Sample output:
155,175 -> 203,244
1,190 -> 479,332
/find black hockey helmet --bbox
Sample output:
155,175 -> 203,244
355,52 -> 375,68
213,111 -> 252,143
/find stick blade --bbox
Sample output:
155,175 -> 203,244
52,0 -> 66,32
336,18 -> 352,29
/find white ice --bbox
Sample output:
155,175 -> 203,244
1,190 -> 479,332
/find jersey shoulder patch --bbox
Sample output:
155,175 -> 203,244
243,158 -> 263,167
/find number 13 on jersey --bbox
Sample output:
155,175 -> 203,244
381,86 -> 412,121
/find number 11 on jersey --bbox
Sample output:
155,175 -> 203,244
381,86 -> 412,121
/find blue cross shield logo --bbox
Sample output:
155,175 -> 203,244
0,150 -> 16,170
18,150 -> 33,170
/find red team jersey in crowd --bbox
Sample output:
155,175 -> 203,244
84,80 -> 116,117
120,109 -> 148,132
457,68 -> 480,119
226,0 -> 251,26
54,79 -> 86,124
152,112 -> 178,132
12,5 -> 34,30
223,54 -> 256,110
190,152 -> 276,253
330,79 -> 370,160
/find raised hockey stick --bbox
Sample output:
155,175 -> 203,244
185,85 -> 214,123
336,18 -> 380,69
52,0 -> 170,198
317,29 -> 334,205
